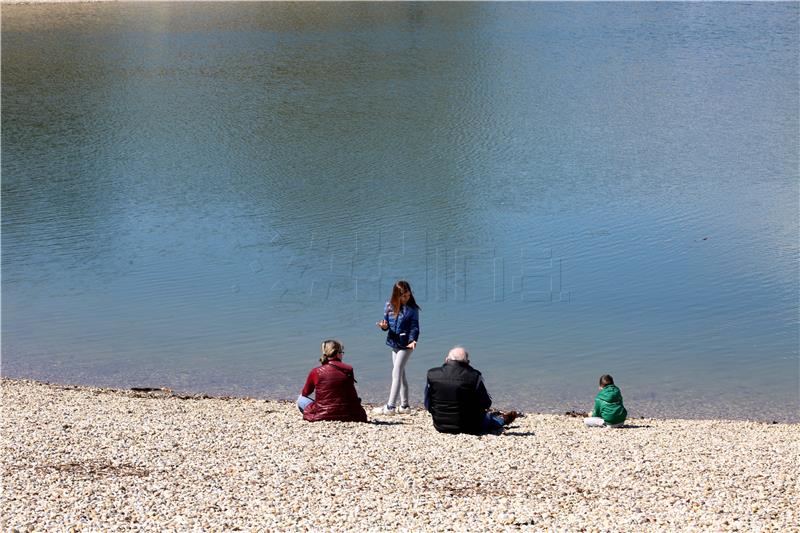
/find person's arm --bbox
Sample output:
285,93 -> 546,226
423,381 -> 431,412
408,307 -> 420,343
592,396 -> 602,418
476,376 -> 492,410
301,369 -> 318,397
377,303 -> 390,330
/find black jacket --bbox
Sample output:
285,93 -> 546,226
425,360 -> 492,434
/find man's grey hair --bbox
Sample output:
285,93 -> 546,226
446,346 -> 469,363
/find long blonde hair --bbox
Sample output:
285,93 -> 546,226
320,339 -> 344,364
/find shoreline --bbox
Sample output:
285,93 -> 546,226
2,378 -> 798,531
3,372 -> 796,424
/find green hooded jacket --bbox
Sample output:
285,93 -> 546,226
591,384 -> 627,425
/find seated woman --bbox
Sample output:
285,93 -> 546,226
297,339 -> 368,422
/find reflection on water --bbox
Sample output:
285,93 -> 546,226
2,2 -> 798,421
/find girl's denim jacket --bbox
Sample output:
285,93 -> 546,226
383,302 -> 420,350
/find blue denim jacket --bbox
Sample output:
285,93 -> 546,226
383,302 -> 420,350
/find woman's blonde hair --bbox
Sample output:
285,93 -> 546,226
320,339 -> 344,364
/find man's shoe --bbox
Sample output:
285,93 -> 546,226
372,405 -> 396,415
397,405 -> 411,414
501,411 -> 521,425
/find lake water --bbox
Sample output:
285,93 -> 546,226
2,2 -> 798,422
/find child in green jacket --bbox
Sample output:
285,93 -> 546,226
584,374 -> 627,427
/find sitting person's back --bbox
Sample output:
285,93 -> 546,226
297,339 -> 367,423
584,374 -> 627,427
425,346 -> 518,435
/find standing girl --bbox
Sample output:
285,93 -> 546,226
374,280 -> 420,415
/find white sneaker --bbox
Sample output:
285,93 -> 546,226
372,405 -> 396,415
397,405 -> 411,414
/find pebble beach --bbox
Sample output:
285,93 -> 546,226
2,379 -> 798,531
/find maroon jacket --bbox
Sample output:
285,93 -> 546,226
301,359 -> 367,422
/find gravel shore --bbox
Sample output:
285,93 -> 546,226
2,379 -> 797,531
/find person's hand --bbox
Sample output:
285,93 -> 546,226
376,320 -> 389,330
406,340 -> 417,350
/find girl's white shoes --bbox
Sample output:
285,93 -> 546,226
372,405 -> 412,415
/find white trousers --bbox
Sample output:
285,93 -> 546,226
584,417 -> 623,428
387,349 -> 412,407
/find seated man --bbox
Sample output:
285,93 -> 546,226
424,346 -> 519,434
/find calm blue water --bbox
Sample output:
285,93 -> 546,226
2,2 -> 798,421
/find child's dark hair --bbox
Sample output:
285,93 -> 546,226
599,374 -> 614,387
